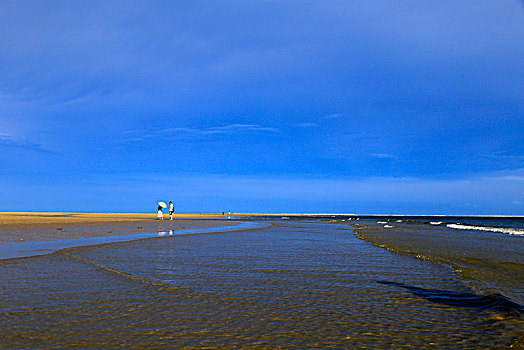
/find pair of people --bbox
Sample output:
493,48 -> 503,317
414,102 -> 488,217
157,201 -> 175,220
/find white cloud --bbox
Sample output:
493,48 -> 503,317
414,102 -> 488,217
292,122 -> 319,128
370,153 -> 398,159
0,134 -> 51,153
121,123 -> 279,142
484,176 -> 524,181
156,123 -> 279,135
202,124 -> 279,134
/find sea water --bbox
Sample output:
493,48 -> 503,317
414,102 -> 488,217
1,217 -> 522,348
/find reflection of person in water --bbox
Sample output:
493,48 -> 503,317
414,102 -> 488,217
169,201 -> 174,220
157,205 -> 164,220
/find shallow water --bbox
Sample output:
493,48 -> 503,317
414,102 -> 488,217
1,220 -> 523,348
0,219 -> 250,259
353,220 -> 524,307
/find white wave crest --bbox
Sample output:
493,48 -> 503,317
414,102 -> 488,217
446,224 -> 524,236
430,222 -> 443,225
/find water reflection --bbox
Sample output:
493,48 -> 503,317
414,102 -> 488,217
1,222 -> 266,260
158,230 -> 174,236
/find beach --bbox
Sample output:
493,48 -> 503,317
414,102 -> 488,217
1,214 -> 523,349
0,212 -> 230,229
0,212 -> 240,260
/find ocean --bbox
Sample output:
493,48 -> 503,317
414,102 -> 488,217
1,216 -> 522,349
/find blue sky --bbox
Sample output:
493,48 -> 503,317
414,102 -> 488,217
1,0 -> 523,214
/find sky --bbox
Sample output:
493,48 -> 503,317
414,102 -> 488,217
1,0 -> 523,214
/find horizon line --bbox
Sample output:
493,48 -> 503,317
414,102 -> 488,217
1,212 -> 522,218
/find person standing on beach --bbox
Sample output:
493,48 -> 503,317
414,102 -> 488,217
169,201 -> 174,220
157,205 -> 164,220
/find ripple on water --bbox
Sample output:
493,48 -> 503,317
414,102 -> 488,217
0,221 -> 522,349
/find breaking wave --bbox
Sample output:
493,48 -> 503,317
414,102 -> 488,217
447,224 -> 524,236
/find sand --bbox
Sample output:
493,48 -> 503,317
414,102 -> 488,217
0,212 -> 233,229
0,212 -> 239,249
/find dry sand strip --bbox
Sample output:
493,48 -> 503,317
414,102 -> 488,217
0,212 -> 234,230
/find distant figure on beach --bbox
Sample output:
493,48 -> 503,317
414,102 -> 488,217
157,205 -> 164,220
169,201 -> 174,220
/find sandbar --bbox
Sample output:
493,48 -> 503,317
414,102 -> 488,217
0,212 -> 242,259
0,212 -> 233,230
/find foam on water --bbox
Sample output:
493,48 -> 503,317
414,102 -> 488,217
447,223 -> 524,236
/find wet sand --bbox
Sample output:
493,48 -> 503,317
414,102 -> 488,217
0,212 -> 236,242
0,212 -> 231,229
0,212 -> 241,259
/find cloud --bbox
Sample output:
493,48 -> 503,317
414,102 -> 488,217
292,122 -> 319,128
370,153 -> 398,159
154,124 -> 279,135
201,124 -> 279,134
480,168 -> 524,182
483,176 -> 524,181
121,123 -> 279,142
0,134 -> 52,153
156,124 -> 279,135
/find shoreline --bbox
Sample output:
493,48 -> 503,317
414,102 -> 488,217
0,221 -> 267,261
0,212 -> 245,260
